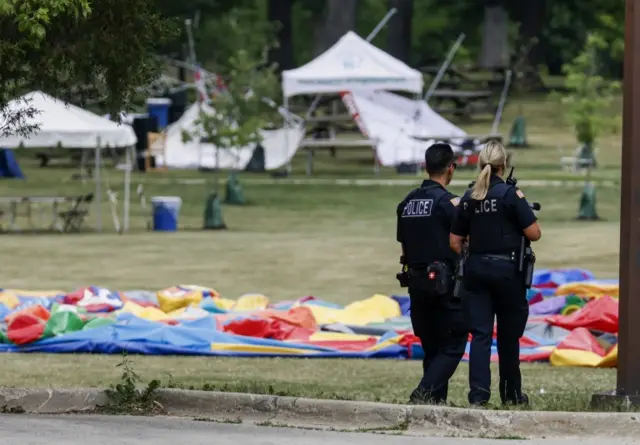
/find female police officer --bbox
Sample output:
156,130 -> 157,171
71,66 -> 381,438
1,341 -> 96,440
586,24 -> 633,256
449,141 -> 541,407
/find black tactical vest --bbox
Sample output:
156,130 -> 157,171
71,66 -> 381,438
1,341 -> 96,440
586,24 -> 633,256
398,184 -> 454,267
467,182 -> 522,254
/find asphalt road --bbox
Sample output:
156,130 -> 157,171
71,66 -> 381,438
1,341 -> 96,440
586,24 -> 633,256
0,415 -> 638,445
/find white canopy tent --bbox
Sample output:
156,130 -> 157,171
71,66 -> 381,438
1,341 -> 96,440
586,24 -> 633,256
282,31 -> 424,97
281,31 -> 427,173
0,91 -> 138,232
154,102 -> 305,170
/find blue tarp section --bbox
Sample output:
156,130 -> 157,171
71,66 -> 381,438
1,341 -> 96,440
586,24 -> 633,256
0,316 -> 408,359
0,148 -> 24,179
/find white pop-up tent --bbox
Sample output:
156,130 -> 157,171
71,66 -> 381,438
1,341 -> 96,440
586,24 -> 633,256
0,91 -> 138,232
154,102 -> 305,170
0,91 -> 137,148
282,31 -> 424,97
281,31 -> 429,172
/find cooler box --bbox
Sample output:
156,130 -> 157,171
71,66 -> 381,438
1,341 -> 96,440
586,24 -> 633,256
146,98 -> 172,130
151,196 -> 182,232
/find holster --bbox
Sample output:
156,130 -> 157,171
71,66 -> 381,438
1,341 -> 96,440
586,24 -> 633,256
397,270 -> 410,288
453,255 -> 465,298
452,245 -> 468,298
396,255 -> 410,288
517,237 -> 536,289
523,247 -> 536,289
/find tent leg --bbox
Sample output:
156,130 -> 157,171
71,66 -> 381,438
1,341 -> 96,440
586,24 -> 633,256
284,96 -> 292,174
373,144 -> 380,176
306,149 -> 313,176
123,145 -> 132,232
95,140 -> 102,232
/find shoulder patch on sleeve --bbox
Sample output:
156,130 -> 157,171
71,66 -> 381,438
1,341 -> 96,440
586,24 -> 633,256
450,197 -> 460,206
516,189 -> 525,199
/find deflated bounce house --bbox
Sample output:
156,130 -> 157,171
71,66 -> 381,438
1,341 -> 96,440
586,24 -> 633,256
0,268 -> 620,367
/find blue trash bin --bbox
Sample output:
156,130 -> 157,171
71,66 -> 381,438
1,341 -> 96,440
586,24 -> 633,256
151,196 -> 182,231
146,98 -> 172,130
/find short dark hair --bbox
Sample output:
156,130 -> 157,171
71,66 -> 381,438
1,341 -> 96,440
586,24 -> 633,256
425,143 -> 454,175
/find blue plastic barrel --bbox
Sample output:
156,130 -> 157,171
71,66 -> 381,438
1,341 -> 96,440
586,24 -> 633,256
151,196 -> 182,231
146,98 -> 172,130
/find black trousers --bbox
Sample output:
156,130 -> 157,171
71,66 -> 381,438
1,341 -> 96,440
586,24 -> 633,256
463,254 -> 529,405
408,289 -> 468,404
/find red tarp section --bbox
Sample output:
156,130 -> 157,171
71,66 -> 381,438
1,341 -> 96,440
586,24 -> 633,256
6,304 -> 51,345
546,296 -> 618,333
554,327 -> 607,356
223,317 -> 314,341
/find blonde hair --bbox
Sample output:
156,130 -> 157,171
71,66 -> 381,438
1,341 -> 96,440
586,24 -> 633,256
471,141 -> 508,200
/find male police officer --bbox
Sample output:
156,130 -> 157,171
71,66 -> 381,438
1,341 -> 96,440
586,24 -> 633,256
396,143 -> 468,405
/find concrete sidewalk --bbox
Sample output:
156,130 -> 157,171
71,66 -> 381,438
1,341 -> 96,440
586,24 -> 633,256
3,414 -> 637,445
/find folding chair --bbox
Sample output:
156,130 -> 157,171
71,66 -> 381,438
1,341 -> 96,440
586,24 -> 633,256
145,132 -> 168,172
58,193 -> 94,232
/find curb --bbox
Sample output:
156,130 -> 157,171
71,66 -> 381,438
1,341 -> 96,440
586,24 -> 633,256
0,388 -> 107,413
1,388 -> 639,438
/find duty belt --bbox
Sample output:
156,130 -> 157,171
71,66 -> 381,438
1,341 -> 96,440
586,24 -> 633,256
477,253 -> 516,262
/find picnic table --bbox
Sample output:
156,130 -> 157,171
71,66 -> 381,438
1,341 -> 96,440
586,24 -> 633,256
428,89 -> 495,118
421,65 -> 504,118
0,193 -> 93,233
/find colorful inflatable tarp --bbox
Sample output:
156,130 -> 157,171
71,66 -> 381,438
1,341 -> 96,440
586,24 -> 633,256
0,270 -> 621,366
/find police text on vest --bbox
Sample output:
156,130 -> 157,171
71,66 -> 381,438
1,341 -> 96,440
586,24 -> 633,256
475,199 -> 497,214
402,199 -> 433,217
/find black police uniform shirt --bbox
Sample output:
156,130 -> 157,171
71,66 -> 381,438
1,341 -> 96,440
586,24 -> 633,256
450,175 -> 537,255
396,179 -> 460,267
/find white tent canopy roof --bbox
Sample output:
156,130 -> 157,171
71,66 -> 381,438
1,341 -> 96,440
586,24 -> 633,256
282,31 -> 424,97
0,91 -> 137,149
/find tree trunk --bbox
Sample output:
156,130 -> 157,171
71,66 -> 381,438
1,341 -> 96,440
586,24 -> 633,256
314,0 -> 359,55
268,0 -> 294,73
386,0 -> 413,64
514,0 -> 547,91
479,4 -> 509,70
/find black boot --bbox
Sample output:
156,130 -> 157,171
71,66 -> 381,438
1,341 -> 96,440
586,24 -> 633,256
409,386 -> 445,405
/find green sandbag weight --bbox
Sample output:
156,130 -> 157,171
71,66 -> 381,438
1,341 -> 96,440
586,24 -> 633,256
43,311 -> 85,337
225,171 -> 245,205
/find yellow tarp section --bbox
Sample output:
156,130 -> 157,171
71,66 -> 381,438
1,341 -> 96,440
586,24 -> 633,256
121,301 -> 171,322
1,289 -> 64,298
0,289 -> 63,309
308,332 -> 374,342
303,294 -> 401,326
555,282 -> 618,298
210,343 -> 318,355
366,335 -> 403,352
156,285 -> 213,313
0,293 -> 20,309
550,346 -> 618,368
214,298 -> 236,311
233,294 -> 269,312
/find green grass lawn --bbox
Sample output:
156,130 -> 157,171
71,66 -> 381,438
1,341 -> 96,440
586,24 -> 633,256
0,93 -> 623,410
0,353 -> 617,412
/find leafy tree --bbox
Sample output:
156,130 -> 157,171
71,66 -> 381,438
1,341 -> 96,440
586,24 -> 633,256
558,33 -> 620,148
192,4 -> 278,75
0,0 -> 176,137
181,25 -> 279,193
